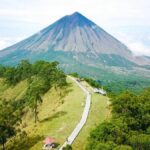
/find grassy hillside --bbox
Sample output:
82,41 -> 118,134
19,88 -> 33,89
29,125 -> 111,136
72,81 -> 111,150
0,79 -> 28,100
73,94 -> 110,150
2,76 -> 84,150
0,76 -> 110,150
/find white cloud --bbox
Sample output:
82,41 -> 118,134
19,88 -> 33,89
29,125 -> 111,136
128,42 -> 150,56
111,31 -> 150,56
0,40 -> 8,50
0,36 -> 26,50
148,36 -> 150,41
0,0 -> 150,26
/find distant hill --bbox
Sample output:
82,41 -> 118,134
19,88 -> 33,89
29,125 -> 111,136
0,12 -> 150,87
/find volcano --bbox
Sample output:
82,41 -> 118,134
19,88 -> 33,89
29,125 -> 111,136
0,12 -> 149,83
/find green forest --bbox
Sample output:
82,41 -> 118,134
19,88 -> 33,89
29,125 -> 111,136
86,88 -> 150,150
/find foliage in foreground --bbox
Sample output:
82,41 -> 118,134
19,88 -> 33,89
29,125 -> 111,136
86,88 -> 150,150
62,145 -> 72,150
70,72 -> 101,88
0,99 -> 22,150
0,60 -> 67,149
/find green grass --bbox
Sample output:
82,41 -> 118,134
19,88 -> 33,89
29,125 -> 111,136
0,76 -> 111,150
72,94 -> 110,150
72,80 -> 111,150
0,78 -> 9,95
28,77 -> 85,150
6,77 -> 85,150
0,79 -> 28,100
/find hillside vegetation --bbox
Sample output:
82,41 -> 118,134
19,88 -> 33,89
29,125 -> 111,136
72,80 -> 110,150
86,88 -> 150,150
0,60 -> 68,149
5,77 -> 85,150
0,60 -> 110,150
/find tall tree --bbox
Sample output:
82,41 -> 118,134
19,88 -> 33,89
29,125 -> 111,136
16,60 -> 32,80
0,99 -> 21,150
26,77 -> 43,124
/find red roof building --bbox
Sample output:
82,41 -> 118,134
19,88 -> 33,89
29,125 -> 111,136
44,137 -> 55,145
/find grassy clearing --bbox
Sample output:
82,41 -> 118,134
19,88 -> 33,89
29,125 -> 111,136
0,79 -> 28,100
0,78 -> 9,95
6,77 -> 85,150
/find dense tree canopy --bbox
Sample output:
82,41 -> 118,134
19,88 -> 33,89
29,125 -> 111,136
86,88 -> 150,150
0,60 -> 67,87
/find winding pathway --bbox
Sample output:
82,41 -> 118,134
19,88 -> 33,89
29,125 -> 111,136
59,76 -> 91,150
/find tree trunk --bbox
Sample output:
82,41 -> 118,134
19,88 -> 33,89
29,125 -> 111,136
2,142 -> 5,150
34,107 -> 37,124
34,104 -> 39,124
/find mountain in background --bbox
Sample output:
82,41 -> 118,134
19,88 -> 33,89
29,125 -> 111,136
0,12 -> 150,89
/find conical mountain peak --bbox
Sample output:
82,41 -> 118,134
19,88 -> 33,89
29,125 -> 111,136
1,12 -> 132,60
70,12 -> 82,16
58,12 -> 95,27
69,12 -> 85,19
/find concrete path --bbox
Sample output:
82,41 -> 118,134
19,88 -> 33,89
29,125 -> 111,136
59,76 -> 91,150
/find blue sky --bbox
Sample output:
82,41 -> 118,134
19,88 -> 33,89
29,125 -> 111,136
0,0 -> 150,56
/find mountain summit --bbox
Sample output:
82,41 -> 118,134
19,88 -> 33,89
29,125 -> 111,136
0,12 -> 149,81
63,12 -> 94,26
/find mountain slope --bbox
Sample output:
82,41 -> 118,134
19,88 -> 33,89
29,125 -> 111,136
0,12 -> 137,64
0,12 -> 132,57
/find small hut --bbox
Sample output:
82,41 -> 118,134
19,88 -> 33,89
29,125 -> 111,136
93,88 -> 107,95
43,137 -> 55,150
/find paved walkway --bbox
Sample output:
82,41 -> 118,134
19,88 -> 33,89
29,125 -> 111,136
59,76 -> 91,150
